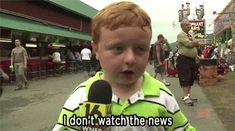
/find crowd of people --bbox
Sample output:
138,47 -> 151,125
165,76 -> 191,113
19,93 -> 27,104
201,45 -> 231,75
47,43 -> 101,76
150,20 -> 233,106
0,39 -> 102,96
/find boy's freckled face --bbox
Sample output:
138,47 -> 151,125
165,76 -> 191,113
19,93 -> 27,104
93,27 -> 151,85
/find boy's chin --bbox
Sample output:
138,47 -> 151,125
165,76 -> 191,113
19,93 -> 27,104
117,78 -> 139,86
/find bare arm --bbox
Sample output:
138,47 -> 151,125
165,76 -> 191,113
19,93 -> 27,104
177,33 -> 199,48
0,67 -> 9,80
23,49 -> 28,67
2,72 -> 9,80
24,55 -> 27,67
10,57 -> 13,66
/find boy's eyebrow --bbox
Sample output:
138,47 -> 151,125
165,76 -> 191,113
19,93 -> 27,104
105,42 -> 122,48
105,39 -> 122,46
106,41 -> 150,48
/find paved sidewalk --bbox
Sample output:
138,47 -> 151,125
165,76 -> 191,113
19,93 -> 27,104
146,65 -> 227,131
0,72 -> 90,131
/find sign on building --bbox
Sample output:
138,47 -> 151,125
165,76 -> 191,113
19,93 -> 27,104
189,20 -> 205,39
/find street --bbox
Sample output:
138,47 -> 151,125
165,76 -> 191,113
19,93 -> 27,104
0,66 -> 227,131
0,72 -> 89,131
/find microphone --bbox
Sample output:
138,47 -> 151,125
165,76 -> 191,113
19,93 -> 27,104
80,80 -> 112,130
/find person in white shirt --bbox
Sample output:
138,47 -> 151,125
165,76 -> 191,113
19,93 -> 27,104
80,46 -> 92,75
52,48 -> 65,73
52,50 -> 61,63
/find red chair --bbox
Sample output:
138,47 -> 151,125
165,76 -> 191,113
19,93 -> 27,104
46,60 -> 56,76
39,59 -> 47,78
27,59 -> 40,79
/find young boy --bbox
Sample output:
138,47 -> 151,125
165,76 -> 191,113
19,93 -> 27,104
53,1 -> 195,131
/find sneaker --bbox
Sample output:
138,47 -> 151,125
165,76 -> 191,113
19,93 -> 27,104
189,96 -> 198,102
163,79 -> 170,86
182,95 -> 198,102
163,81 -> 170,86
182,96 -> 194,106
14,87 -> 22,91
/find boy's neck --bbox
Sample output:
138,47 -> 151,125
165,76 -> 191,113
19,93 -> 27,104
108,77 -> 143,101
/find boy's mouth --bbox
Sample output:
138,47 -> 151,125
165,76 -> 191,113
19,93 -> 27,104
121,70 -> 134,75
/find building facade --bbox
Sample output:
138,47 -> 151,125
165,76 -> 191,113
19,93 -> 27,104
0,0 -> 97,58
214,0 -> 235,52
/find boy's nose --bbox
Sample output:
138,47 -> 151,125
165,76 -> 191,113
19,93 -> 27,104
124,49 -> 136,65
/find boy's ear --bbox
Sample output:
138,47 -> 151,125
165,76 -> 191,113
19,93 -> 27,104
91,40 -> 99,60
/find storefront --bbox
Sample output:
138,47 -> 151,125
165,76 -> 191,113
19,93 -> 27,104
0,0 -> 97,58
0,0 -> 97,77
214,0 -> 235,52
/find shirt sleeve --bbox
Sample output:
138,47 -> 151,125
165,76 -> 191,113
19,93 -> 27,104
23,48 -> 28,56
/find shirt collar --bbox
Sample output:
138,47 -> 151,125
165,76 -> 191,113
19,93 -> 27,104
92,71 -> 161,104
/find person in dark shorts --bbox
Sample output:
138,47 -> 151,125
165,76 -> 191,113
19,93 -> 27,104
153,34 -> 170,86
176,20 -> 200,106
177,55 -> 196,88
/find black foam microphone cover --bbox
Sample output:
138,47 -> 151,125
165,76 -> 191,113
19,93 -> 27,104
88,80 -> 112,104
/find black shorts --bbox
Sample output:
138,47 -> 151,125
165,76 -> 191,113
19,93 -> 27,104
176,55 -> 196,87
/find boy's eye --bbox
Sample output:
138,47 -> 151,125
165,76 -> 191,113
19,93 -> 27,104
115,47 -> 123,51
135,47 -> 148,54
111,46 -> 124,54
136,47 -> 145,52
